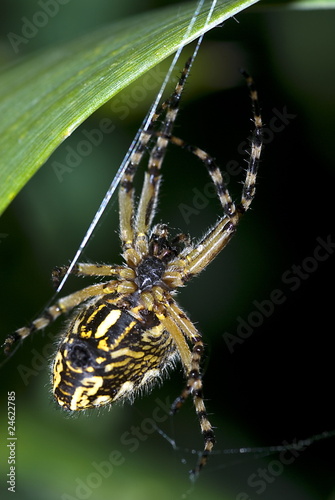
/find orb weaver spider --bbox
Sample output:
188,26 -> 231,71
3,57 -> 263,477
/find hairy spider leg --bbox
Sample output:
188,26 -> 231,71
165,297 -> 215,478
119,59 -> 193,266
140,282 -> 215,478
163,72 -> 263,285
3,280 -> 123,354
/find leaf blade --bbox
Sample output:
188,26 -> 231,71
0,0 -> 259,215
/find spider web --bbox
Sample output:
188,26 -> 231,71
135,402 -> 335,484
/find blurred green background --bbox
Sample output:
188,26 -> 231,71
1,1 -> 335,499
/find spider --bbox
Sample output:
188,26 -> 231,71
3,57 -> 263,477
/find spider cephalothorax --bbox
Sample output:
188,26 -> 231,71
4,58 -> 263,476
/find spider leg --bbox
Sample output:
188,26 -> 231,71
135,59 -> 192,244
238,70 -> 263,214
118,110 -> 164,257
118,128 -> 152,260
182,339 -> 216,479
120,58 -> 193,265
152,288 -> 215,477
164,73 -> 263,284
51,263 -> 134,288
3,279 -> 124,355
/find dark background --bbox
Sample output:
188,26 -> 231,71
0,1 -> 334,499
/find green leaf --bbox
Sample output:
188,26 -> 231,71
0,0 -> 259,216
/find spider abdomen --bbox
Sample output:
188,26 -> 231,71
53,296 -> 176,411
